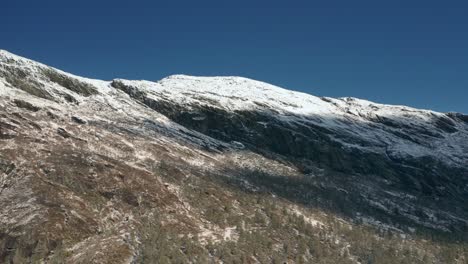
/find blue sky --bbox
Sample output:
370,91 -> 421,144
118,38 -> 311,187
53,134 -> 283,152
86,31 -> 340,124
1,0 -> 467,113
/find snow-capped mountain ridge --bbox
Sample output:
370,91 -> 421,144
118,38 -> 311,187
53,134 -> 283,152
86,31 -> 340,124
114,76 -> 468,166
1,49 -> 467,167
0,49 -> 458,114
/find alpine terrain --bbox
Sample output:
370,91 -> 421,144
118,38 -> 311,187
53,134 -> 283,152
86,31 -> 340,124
0,50 -> 467,263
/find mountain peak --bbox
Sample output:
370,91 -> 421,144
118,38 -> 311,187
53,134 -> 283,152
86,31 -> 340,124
0,49 -> 12,56
0,49 -> 30,62
159,74 -> 277,90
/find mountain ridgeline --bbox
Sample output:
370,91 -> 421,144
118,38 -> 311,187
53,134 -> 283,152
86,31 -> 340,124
0,50 -> 467,263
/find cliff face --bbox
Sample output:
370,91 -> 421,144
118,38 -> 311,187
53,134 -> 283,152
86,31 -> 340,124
0,50 -> 467,263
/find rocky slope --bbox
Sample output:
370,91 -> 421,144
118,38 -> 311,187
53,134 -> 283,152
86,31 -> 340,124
0,50 -> 467,263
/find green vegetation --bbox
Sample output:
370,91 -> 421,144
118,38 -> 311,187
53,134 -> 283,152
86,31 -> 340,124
138,160 -> 468,263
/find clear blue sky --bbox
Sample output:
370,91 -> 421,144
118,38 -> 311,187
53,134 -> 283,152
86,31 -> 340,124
2,0 -> 467,113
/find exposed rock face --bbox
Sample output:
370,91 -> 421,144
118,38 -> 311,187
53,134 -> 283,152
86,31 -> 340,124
13,99 -> 41,112
0,50 -> 467,263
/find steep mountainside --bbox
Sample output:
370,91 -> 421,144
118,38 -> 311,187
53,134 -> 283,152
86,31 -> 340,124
0,50 -> 467,263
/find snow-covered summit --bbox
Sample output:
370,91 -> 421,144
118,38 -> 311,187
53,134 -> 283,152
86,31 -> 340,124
116,74 -> 337,117
118,74 -> 446,123
0,49 -> 17,58
109,74 -> 467,166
